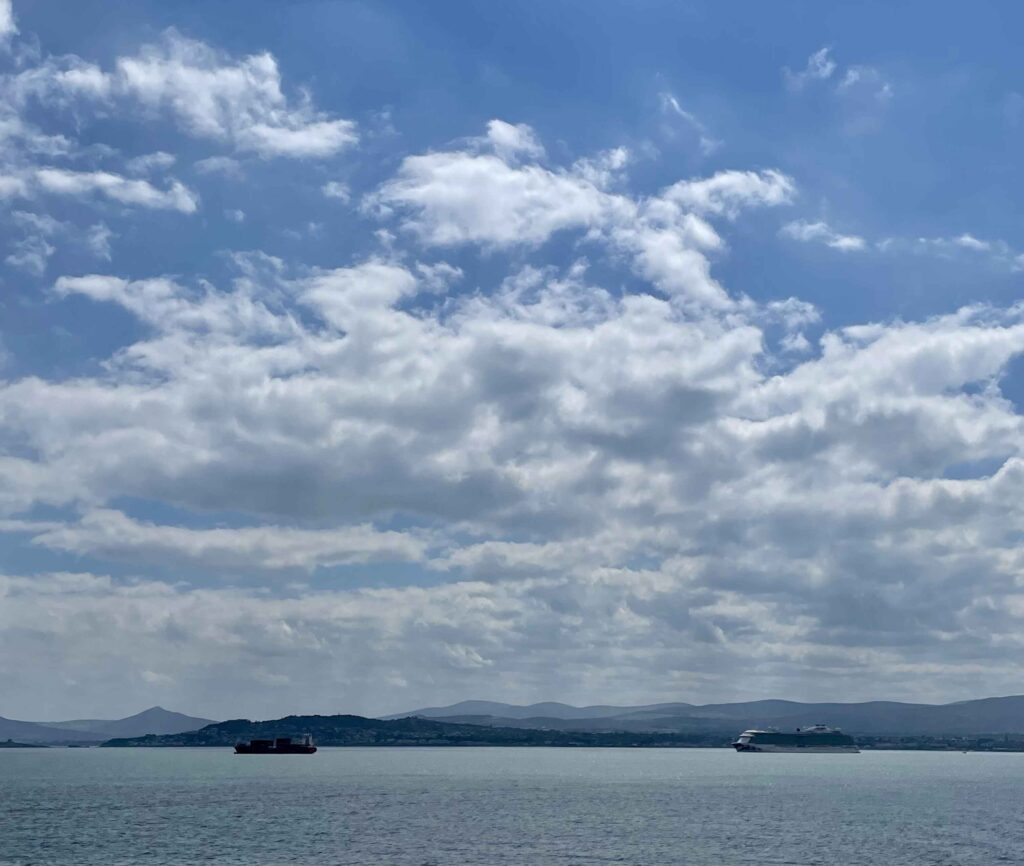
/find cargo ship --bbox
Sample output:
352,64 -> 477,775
732,724 -> 858,753
234,735 -> 317,754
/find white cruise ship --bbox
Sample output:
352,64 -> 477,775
732,724 -> 859,753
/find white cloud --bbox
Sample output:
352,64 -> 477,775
371,149 -> 614,248
781,219 -> 866,251
84,222 -> 113,259
0,173 -> 29,198
0,151 -> 198,213
784,47 -> 837,90
484,118 -> 545,160
11,209 -> 62,235
838,65 -> 893,102
0,0 -> 15,42
785,49 -> 893,133
3,55 -> 112,108
35,168 -> 199,212
664,169 -> 795,218
300,259 -> 420,329
194,155 -> 243,177
125,151 -> 176,175
30,508 -> 430,571
52,272 -> 290,338
876,233 -> 1021,270
415,260 -> 463,293
114,31 -> 357,158
321,180 -> 350,202
780,331 -> 812,353
4,211 -> 115,273
954,233 -> 992,252
5,233 -> 54,274
2,30 -> 357,161
658,92 -> 720,154
371,123 -> 793,307
225,208 -> 245,223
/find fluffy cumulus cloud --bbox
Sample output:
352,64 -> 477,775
0,38 -> 206,224
2,29 -> 357,160
483,118 -> 546,160
372,125 -> 792,308
0,15 -> 353,249
113,31 -> 358,158
370,147 -> 614,247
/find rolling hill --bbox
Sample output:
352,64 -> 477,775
102,714 -> 727,748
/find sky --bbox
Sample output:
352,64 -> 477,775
2,0 -> 1024,721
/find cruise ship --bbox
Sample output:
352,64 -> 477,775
732,725 -> 859,753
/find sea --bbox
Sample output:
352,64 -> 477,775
2,747 -> 1023,865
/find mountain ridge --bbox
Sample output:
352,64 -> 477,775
388,695 -> 1024,736
0,706 -> 216,743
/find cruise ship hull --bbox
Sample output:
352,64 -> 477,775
733,743 -> 859,753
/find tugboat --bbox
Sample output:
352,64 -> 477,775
234,735 -> 317,754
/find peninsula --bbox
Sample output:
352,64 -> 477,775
103,714 -> 728,748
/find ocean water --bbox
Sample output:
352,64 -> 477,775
2,747 -> 1023,865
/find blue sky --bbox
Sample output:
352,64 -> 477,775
2,0 -> 1024,720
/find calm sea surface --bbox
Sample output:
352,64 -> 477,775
2,747 -> 1023,865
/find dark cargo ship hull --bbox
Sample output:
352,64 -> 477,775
234,744 -> 317,754
234,737 -> 317,754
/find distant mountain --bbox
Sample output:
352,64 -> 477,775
390,696 -> 1024,736
1,707 -> 216,743
0,717 -> 86,743
47,707 -> 217,739
103,714 -> 727,748
408,713 -> 739,734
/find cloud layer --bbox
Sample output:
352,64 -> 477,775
2,4 -> 1024,720
3,126 -> 1024,715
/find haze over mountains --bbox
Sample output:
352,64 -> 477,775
0,707 -> 215,743
391,696 -> 1024,736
